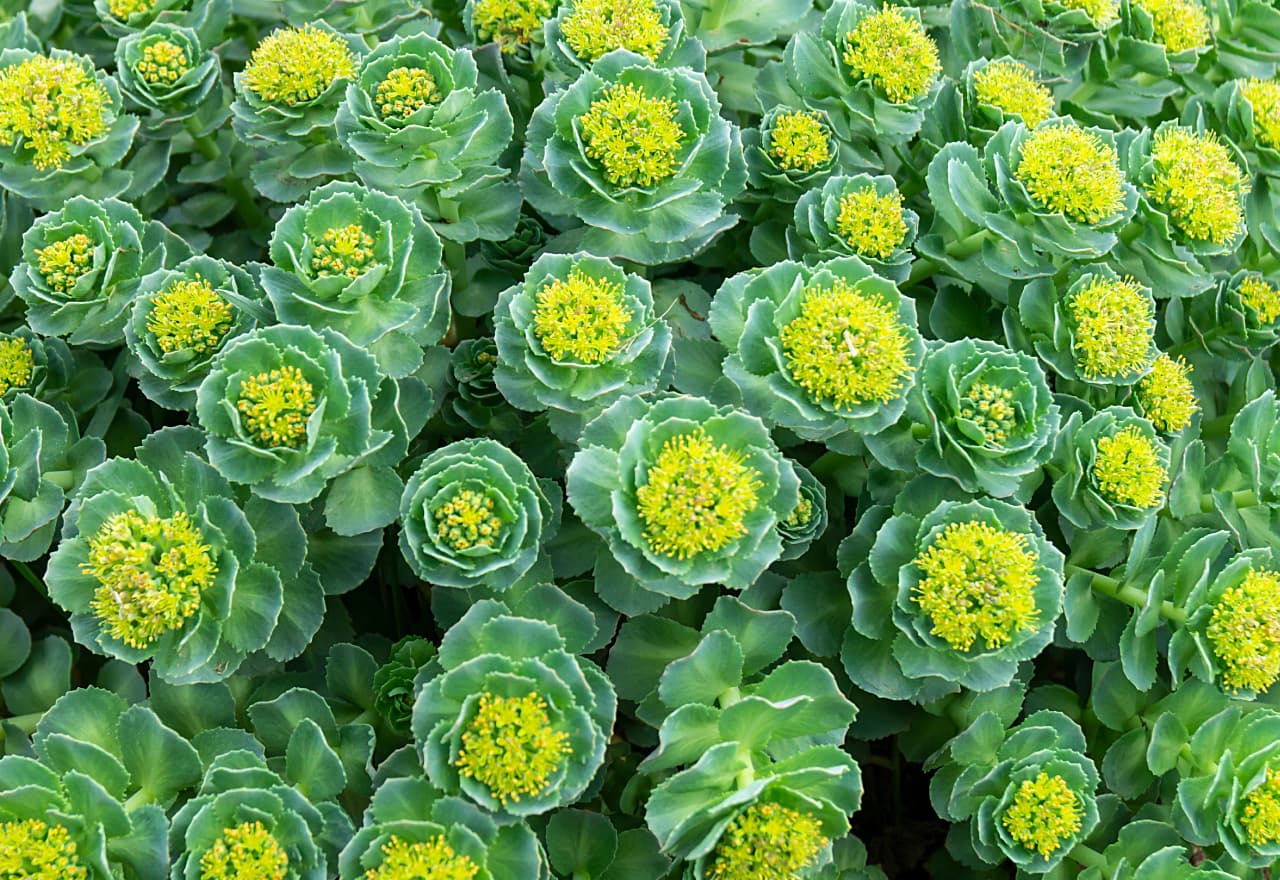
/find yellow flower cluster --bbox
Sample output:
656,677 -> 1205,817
0,338 -> 33,397
1207,567 -> 1280,693
241,24 -> 356,106
311,224 -> 377,278
431,489 -> 506,552
0,55 -> 111,170
708,803 -> 828,880
1066,274 -> 1154,379
561,0 -> 670,62
1001,773 -> 1084,858
1016,124 -> 1126,224
472,0 -> 556,52
579,82 -> 686,188
455,692 -> 571,805
972,60 -> 1054,128
147,276 -> 235,355
375,68 -> 440,119
365,835 -> 480,880
0,819 -> 87,880
842,8 -> 941,104
532,268 -> 634,364
135,40 -> 190,86
1241,767 -> 1280,847
1146,127 -> 1247,245
835,185 -> 908,259
235,365 -> 317,449
768,110 -> 832,172
1092,425 -> 1167,509
1136,354 -> 1197,432
198,822 -> 289,880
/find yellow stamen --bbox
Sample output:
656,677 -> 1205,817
455,692 -> 570,806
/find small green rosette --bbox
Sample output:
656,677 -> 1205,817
1050,406 -> 1171,530
114,23 -> 224,135
541,0 -> 704,85
787,174 -> 919,283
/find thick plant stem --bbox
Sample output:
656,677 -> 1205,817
1065,563 -> 1188,625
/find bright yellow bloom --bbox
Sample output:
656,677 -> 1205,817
0,819 -> 87,880
311,225 -> 377,278
147,276 -> 235,355
912,520 -> 1041,652
235,365 -> 317,449
1001,773 -> 1084,858
35,234 -> 95,294
431,489 -> 506,552
1060,0 -> 1120,27
82,510 -> 214,649
835,185 -> 908,259
1146,127 -> 1247,244
366,835 -> 480,880
959,382 -> 1018,445
0,338 -> 33,396
135,40 -> 189,86
1239,275 -> 1280,324
108,0 -> 157,19
1242,768 -> 1280,847
768,110 -> 832,172
241,24 -> 356,106
1133,0 -> 1210,52
1092,425 -> 1167,509
375,68 -> 440,119
708,803 -> 828,880
842,7 -> 941,104
579,82 -> 686,188
1241,78 -> 1280,150
1207,567 -> 1280,693
532,268 -> 634,364
636,428 -> 763,560
972,60 -> 1054,128
1015,124 -> 1126,224
1066,274 -> 1154,379
561,0 -> 669,62
455,692 -> 571,805
0,55 -> 111,170
1137,354 -> 1197,432
199,822 -> 288,880
472,0 -> 556,52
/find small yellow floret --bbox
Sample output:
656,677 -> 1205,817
780,277 -> 915,409
835,185 -> 908,259
1133,0 -> 1210,52
959,382 -> 1018,445
578,82 -> 686,188
768,110 -> 832,172
0,819 -> 87,880
199,821 -> 288,880
1001,773 -> 1084,858
972,60 -> 1054,128
635,428 -> 763,560
1066,274 -> 1155,379
235,365 -> 317,449
147,276 -> 234,355
1015,124 -> 1126,224
1241,79 -> 1280,150
708,803 -> 828,880
35,234 -> 95,294
1239,275 -> 1280,324
1242,768 -> 1280,847
912,520 -> 1041,652
532,267 -> 633,364
1207,567 -> 1280,693
366,835 -> 480,880
0,55 -> 111,170
241,24 -> 355,106
375,68 -> 439,119
1092,424 -> 1167,509
108,0 -> 157,19
1146,126 -> 1247,245
472,0 -> 556,52
784,496 -> 814,529
135,39 -> 189,86
0,338 -> 33,396
431,488 -> 506,552
561,0 -> 669,62
1137,354 -> 1197,432
842,7 -> 941,104
82,510 -> 214,649
455,692 -> 571,806
311,224 -> 377,278
1060,0 -> 1120,27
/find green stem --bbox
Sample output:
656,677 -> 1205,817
1069,842 -> 1108,870
443,239 -> 467,282
947,228 -> 991,260
1200,490 -> 1259,514
0,710 -> 46,746
44,470 -> 74,491
123,788 -> 152,813
9,561 -> 46,598
906,256 -> 940,286
1065,563 -> 1188,625
183,118 -> 265,228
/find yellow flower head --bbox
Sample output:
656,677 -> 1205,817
1015,124 -> 1126,224
108,0 -> 158,19
708,803 -> 828,880
472,0 -> 556,52
455,692 -> 571,806
842,7 -> 941,104
1092,424 -> 1167,509
135,39 -> 190,86
561,0 -> 669,62
1146,126 -> 1247,245
199,822 -> 288,880
147,276 -> 235,355
768,109 -> 832,172
235,365 -> 317,449
1207,567 -> 1280,693
0,337 -> 33,396
1137,354 -> 1197,432
1241,78 -> 1280,150
1238,274 -> 1280,325
241,24 -> 356,106
375,67 -> 440,119
1059,0 -> 1120,27
636,428 -> 763,560
785,495 -> 814,528
1066,274 -> 1155,379
431,488 -> 507,552
1133,0 -> 1210,52
1242,768 -> 1280,847
311,224 -> 377,278
912,520 -> 1041,652
959,382 -> 1019,445
578,82 -> 686,188
366,835 -> 480,880
81,510 -> 214,649
835,185 -> 908,259
972,60 -> 1054,128
1001,773 -> 1084,858
532,268 -> 634,364
35,233 -> 95,294
780,278 -> 915,409
0,819 -> 87,880
0,55 -> 111,170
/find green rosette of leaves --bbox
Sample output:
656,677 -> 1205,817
230,22 -> 365,203
961,58 -> 1057,140
756,0 -> 941,149
787,175 -> 919,283
462,0 -> 559,61
1010,267 -> 1158,386
519,49 -> 746,265
1051,406 -> 1172,530
566,394 -> 799,613
398,438 -> 556,591
93,0 -> 230,46
1075,818 -> 1239,880
283,0 -> 431,37
1112,120 -> 1251,298
906,339 -> 1059,499
842,485 -> 1065,700
372,636 -> 436,738
1165,270 -> 1280,355
335,32 -> 519,244
195,324 -> 416,517
169,749 -> 350,880
948,0 -> 1115,76
0,48 -> 138,210
11,195 -> 188,347
1172,706 -> 1280,867
743,107 -> 839,206
932,711 -> 1101,873
708,258 -> 925,452
0,328 -> 111,417
443,338 -> 523,440
261,181 -> 450,379
542,0 -> 704,85
411,600 -> 616,818
338,776 -> 548,879
113,23 -> 223,135
780,463 -> 829,561
125,255 -> 270,411
493,252 -> 673,417
46,427 -> 325,684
